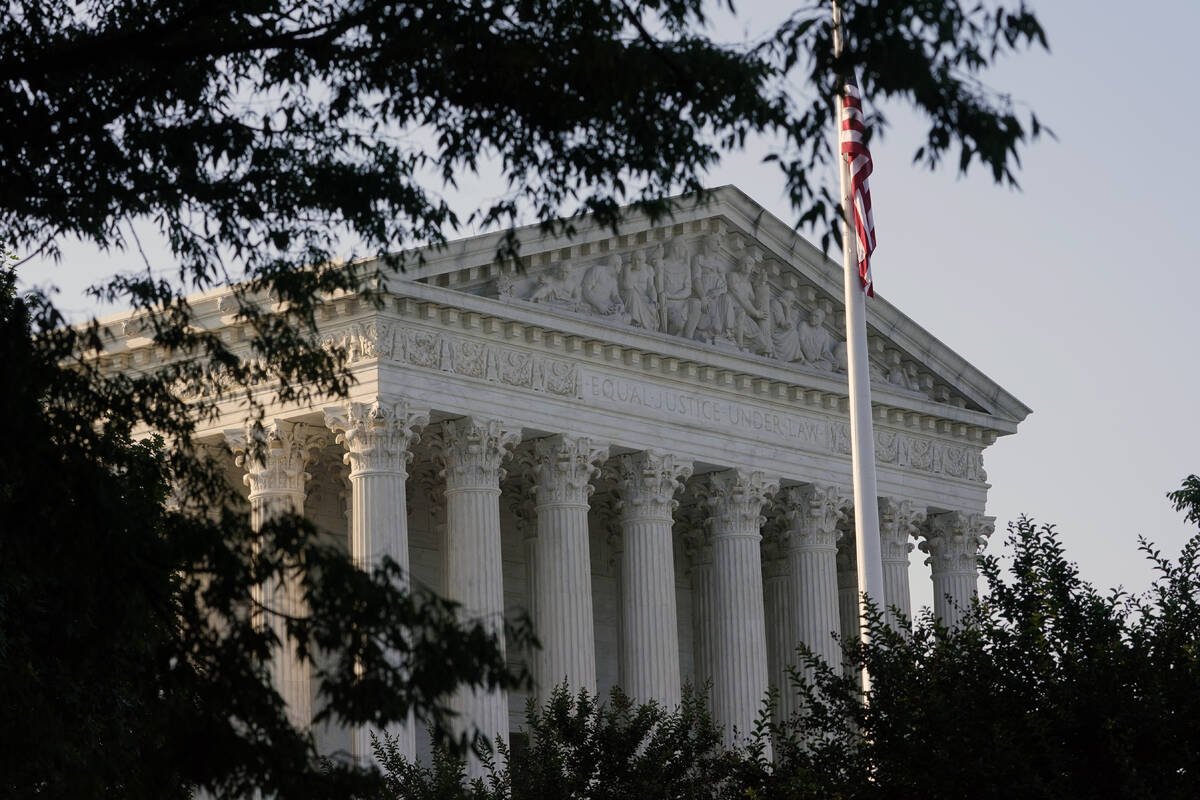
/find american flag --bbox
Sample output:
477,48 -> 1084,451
839,75 -> 876,296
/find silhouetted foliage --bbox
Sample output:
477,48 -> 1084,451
0,1 -> 1050,796
374,687 -> 756,800
768,496 -> 1200,799
0,270 -> 530,798
378,485 -> 1200,800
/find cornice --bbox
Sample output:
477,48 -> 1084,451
379,283 -> 1014,442
95,275 -> 1016,452
88,189 -> 1027,446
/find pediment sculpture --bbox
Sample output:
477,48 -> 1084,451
497,232 -> 849,373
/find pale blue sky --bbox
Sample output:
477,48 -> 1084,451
24,1 -> 1199,608
700,0 -> 1200,606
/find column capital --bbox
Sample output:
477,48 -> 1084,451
533,434 -> 609,508
878,497 -> 925,562
779,483 -> 846,551
224,419 -> 327,497
703,468 -> 779,538
919,511 -> 995,574
615,451 -> 693,523
323,396 -> 429,478
431,416 -> 522,489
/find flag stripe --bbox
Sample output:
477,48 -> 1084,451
840,76 -> 876,296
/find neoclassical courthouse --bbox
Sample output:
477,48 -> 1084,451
102,186 -> 1027,768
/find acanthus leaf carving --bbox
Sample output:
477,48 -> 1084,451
780,483 -> 846,551
224,419 -> 328,500
614,451 -> 693,523
430,417 -> 522,489
918,511 -> 995,574
532,435 -> 609,508
877,497 -> 925,563
323,396 -> 429,478
702,468 -> 780,538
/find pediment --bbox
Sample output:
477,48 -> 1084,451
397,186 -> 1029,428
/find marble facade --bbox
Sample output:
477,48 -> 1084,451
99,186 -> 1028,774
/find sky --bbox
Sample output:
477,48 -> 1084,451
694,0 -> 1200,607
24,1 -> 1200,609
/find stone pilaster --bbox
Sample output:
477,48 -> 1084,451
703,468 -> 778,747
501,452 -> 537,681
836,510 -> 859,672
778,484 -> 844,699
431,416 -> 521,775
614,451 -> 692,708
677,497 -> 714,699
877,497 -> 925,630
324,396 -> 428,762
225,419 -> 327,731
531,435 -> 608,697
919,511 -> 995,628
760,522 -> 791,723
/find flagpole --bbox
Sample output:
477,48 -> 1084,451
832,0 -> 885,695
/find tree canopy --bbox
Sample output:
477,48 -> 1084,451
0,1 -> 1049,797
377,486 -> 1200,800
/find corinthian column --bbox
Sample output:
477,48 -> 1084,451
877,498 -> 925,630
919,511 -> 995,628
324,396 -> 429,762
530,435 -> 608,697
703,468 -> 778,747
225,419 -> 327,730
432,417 -> 521,773
614,451 -> 692,708
779,484 -> 844,687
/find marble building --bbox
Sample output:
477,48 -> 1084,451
99,186 -> 1027,772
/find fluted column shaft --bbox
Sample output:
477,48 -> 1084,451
920,511 -> 995,628
325,397 -> 428,762
761,555 -> 791,722
704,469 -> 778,747
436,417 -> 521,776
615,452 -> 691,708
777,484 -> 843,713
531,435 -> 607,697
878,498 -> 925,630
226,420 -> 326,731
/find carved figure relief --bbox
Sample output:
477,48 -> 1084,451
653,238 -> 700,337
691,234 -> 735,344
527,262 -> 580,310
580,255 -> 628,320
505,231 -> 856,376
726,250 -> 771,354
620,249 -> 658,331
